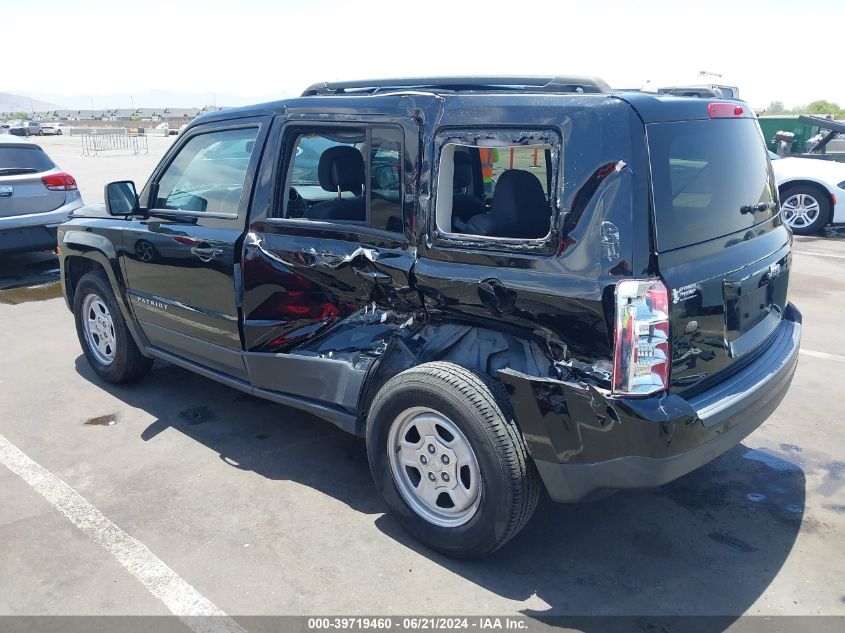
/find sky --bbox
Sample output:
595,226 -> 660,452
1,0 -> 842,110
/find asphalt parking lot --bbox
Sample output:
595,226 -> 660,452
1,135 -> 844,626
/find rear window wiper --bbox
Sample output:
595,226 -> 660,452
0,167 -> 39,176
740,201 -> 774,215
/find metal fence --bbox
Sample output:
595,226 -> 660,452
80,132 -> 148,156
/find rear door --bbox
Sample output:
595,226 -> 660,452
241,115 -> 423,408
0,143 -> 65,217
648,115 -> 791,395
124,116 -> 270,379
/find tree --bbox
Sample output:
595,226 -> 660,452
767,101 -> 785,114
805,100 -> 842,116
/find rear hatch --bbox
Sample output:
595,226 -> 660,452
0,143 -> 67,217
647,114 -> 791,396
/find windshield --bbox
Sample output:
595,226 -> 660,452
647,118 -> 776,252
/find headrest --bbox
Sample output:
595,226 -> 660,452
453,151 -> 473,189
318,146 -> 364,193
491,169 -> 550,236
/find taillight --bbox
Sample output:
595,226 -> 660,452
41,172 -> 77,191
708,102 -> 745,118
612,279 -> 670,396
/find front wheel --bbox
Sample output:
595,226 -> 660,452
57,129 -> 62,135
73,272 -> 152,383
366,362 -> 540,558
781,185 -> 831,235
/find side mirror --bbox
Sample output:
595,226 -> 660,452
105,180 -> 140,216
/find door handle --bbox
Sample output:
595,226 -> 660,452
353,267 -> 391,284
190,246 -> 224,262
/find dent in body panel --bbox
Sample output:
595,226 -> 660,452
497,367 -> 698,465
242,229 -> 419,353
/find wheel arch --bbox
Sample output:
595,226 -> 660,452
60,233 -> 149,353
778,179 -> 835,209
358,322 -> 555,427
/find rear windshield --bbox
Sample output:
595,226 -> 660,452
647,119 -> 775,252
0,145 -> 55,172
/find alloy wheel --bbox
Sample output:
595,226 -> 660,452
782,193 -> 821,229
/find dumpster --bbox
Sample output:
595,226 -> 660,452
757,116 -> 821,153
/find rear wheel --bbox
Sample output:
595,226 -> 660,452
73,272 -> 152,383
57,129 -> 63,135
366,361 -> 539,558
781,185 -> 831,235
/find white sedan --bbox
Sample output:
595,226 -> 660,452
770,152 -> 845,234
40,123 -> 72,136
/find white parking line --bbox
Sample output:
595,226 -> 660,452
0,433 -> 246,633
800,349 -> 845,363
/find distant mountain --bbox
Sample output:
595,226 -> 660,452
11,89 -> 292,111
0,92 -> 59,113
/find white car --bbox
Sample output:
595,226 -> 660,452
769,152 -> 845,234
40,122 -> 71,136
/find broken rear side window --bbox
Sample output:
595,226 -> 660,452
434,131 -> 559,241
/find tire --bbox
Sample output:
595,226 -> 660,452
780,184 -> 831,235
73,271 -> 152,383
57,129 -> 62,136
366,361 -> 540,558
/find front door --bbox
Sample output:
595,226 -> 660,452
241,116 -> 423,409
123,117 -> 270,379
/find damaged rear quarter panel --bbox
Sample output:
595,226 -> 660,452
413,98 -> 648,366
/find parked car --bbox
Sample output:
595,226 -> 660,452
769,151 -> 845,234
41,122 -> 71,136
8,121 -> 42,137
0,135 -> 83,253
58,76 -> 801,558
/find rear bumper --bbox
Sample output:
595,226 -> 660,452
498,303 -> 802,502
0,200 -> 82,254
0,225 -> 59,254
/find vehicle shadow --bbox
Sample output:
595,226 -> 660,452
0,251 -> 61,297
74,355 -> 384,516
75,356 -> 805,626
374,447 -> 806,627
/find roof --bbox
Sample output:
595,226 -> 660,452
0,134 -> 38,146
301,75 -> 612,96
185,77 -> 753,129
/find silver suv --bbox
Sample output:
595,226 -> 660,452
0,136 -> 83,254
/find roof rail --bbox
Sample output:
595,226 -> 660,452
301,76 -> 611,97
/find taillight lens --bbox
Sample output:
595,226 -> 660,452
612,279 -> 670,396
41,172 -> 77,191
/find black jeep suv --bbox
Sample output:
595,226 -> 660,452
58,76 -> 801,557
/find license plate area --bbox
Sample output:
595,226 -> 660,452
723,251 -> 790,358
